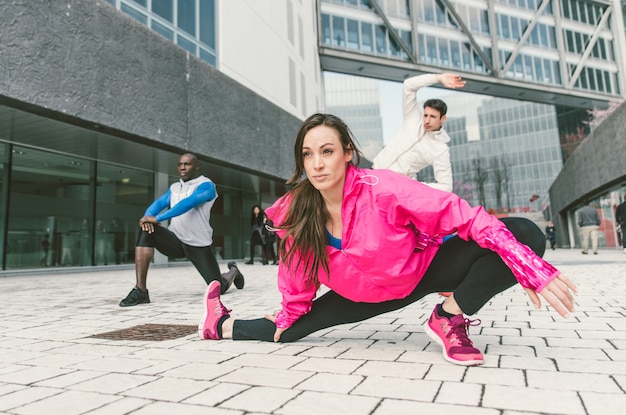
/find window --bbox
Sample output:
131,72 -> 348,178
199,0 -> 216,48
152,0 -> 173,22
121,3 -> 147,24
500,14 -> 510,39
177,36 -> 196,54
151,20 -> 174,41
347,19 -> 359,50
177,0 -> 195,36
322,14 -> 331,45
332,16 -> 345,47
361,22 -> 373,52
450,40 -> 461,68
439,38 -> 449,66
375,25 -> 387,53
427,36 -> 437,64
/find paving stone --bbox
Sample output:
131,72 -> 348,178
526,370 -> 621,393
123,377 -> 211,402
464,367 -> 525,386
351,376 -> 440,401
68,373 -> 154,394
353,360 -> 430,379
218,385 -> 300,412
0,387 -> 63,412
275,390 -> 379,415
373,400 -> 500,415
578,391 -> 626,415
484,384 -> 585,414
33,370 -> 105,388
182,382 -> 249,406
295,372 -> 363,393
11,390 -> 119,415
130,401 -> 237,414
215,367 -> 313,389
0,366 -> 72,386
290,356 -> 365,374
435,381 -> 483,405
77,397 -> 153,415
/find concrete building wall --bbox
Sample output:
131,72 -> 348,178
0,0 -> 300,180
219,1 -> 323,119
549,101 -> 626,246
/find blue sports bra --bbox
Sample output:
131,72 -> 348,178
325,229 -> 342,250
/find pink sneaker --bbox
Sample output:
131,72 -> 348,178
424,305 -> 484,366
198,280 -> 231,340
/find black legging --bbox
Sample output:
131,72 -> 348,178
232,217 -> 546,342
136,226 -> 230,293
249,229 -> 265,260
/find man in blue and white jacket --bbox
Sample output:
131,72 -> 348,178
119,153 -> 244,307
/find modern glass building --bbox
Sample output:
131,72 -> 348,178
318,0 -> 626,250
0,104 -> 289,271
319,0 -> 625,103
324,73 -> 384,161
0,0 -> 322,272
444,97 -> 562,212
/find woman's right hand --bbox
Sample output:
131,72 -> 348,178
264,312 -> 286,342
524,273 -> 577,318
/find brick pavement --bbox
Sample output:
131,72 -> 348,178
0,248 -> 624,414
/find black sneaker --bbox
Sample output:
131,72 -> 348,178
228,261 -> 245,289
119,286 -> 150,307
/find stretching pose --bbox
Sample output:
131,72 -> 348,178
119,153 -> 244,307
198,114 -> 576,366
372,73 -> 465,192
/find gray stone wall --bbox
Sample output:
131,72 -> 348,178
0,0 -> 300,179
549,101 -> 626,246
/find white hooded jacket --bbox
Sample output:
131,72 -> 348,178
372,74 -> 453,192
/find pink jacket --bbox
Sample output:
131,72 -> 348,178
265,165 -> 559,329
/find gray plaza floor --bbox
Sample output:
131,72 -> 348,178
0,247 -> 625,415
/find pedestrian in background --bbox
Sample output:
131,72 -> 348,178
615,195 -> 626,254
245,205 -> 267,265
577,201 -> 601,255
545,221 -> 556,250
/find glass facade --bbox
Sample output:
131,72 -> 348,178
419,97 -> 562,213
105,0 -> 217,67
324,74 -> 384,161
0,105 -> 286,271
320,0 -> 622,96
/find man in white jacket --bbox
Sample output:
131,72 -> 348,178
372,73 -> 465,192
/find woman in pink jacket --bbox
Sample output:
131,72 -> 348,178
198,113 -> 577,366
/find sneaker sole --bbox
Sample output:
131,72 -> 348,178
119,299 -> 150,307
423,321 -> 484,366
198,281 -> 220,340
234,272 -> 244,289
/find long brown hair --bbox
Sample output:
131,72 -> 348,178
277,113 -> 363,287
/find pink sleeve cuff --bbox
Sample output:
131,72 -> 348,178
483,227 -> 560,291
274,310 -> 296,330
534,270 -> 560,293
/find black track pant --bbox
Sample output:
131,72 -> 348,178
232,217 -> 546,342
136,226 -> 229,292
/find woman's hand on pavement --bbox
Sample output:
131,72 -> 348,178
524,273 -> 577,318
264,311 -> 286,342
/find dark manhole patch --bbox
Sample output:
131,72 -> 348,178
91,324 -> 197,341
